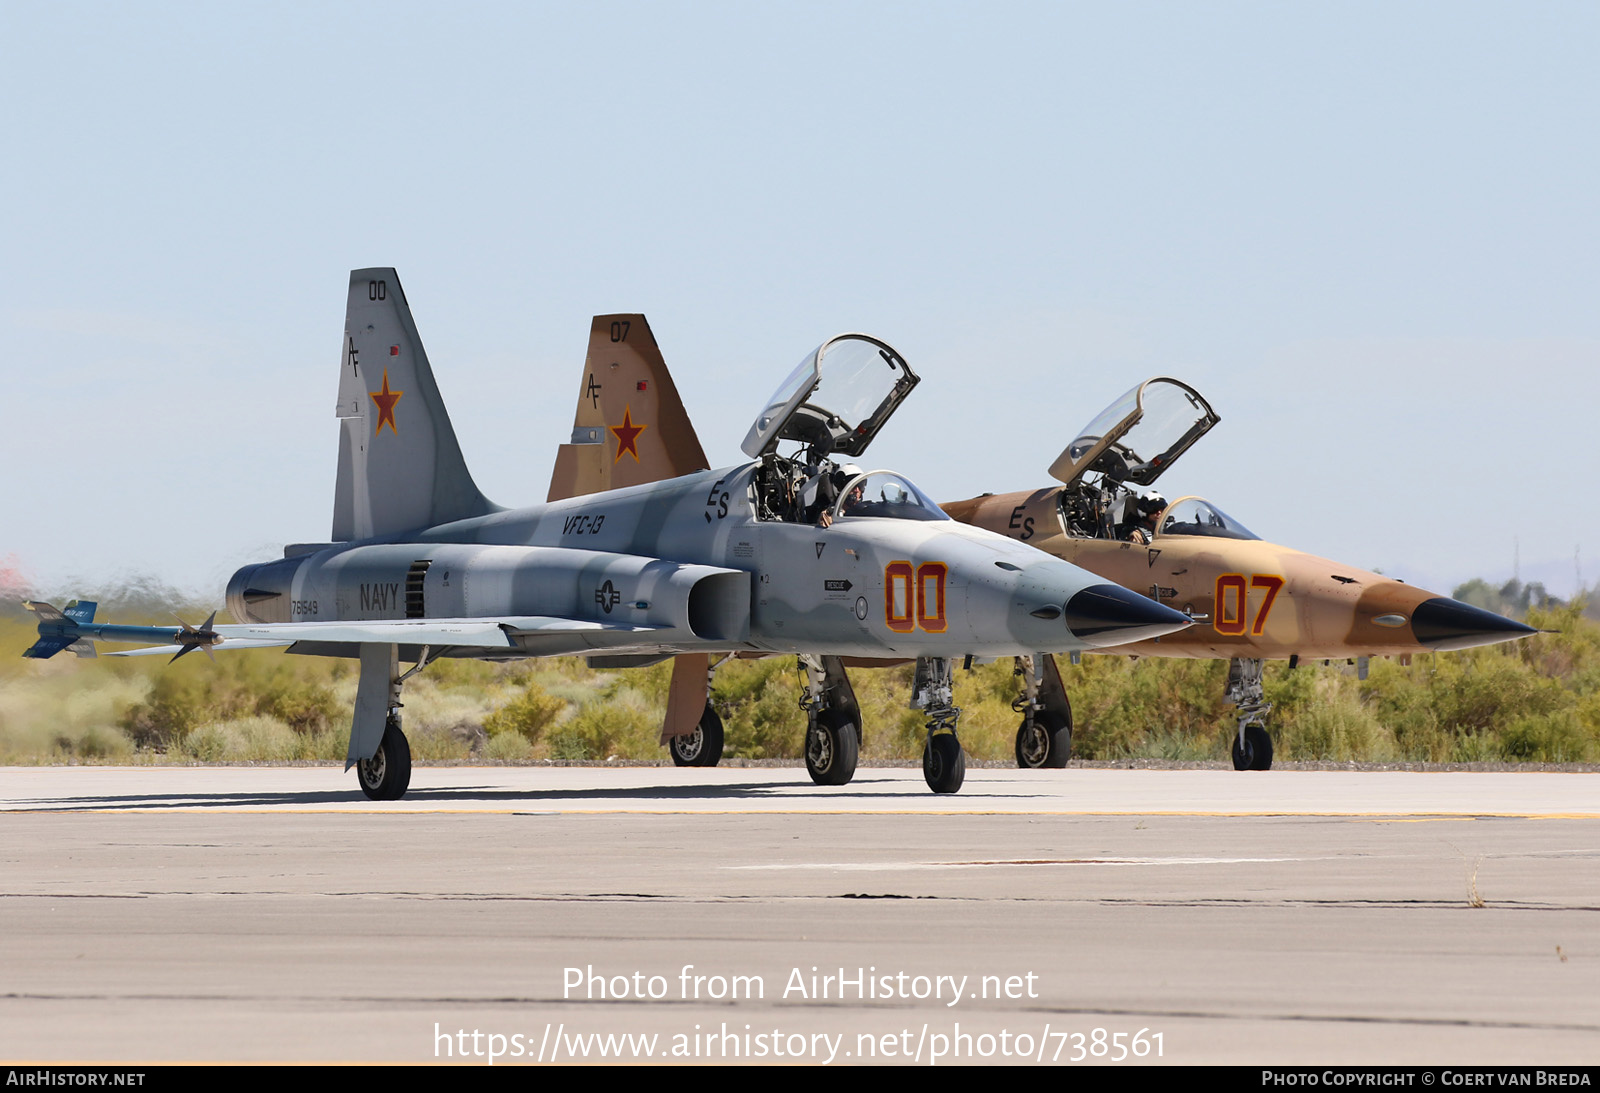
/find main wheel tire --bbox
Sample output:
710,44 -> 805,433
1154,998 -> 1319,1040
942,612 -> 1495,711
922,732 -> 966,794
1230,723 -> 1274,771
805,709 -> 859,786
1014,710 -> 1071,769
669,703 -> 725,767
357,716 -> 412,801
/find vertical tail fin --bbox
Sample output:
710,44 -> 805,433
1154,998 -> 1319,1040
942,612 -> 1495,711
547,314 -> 709,502
332,269 -> 500,540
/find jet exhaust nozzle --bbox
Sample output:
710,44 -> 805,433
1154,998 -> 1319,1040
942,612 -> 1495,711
1064,583 -> 1191,648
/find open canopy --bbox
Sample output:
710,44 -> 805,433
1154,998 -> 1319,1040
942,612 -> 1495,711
1048,377 -> 1218,489
741,334 -> 919,459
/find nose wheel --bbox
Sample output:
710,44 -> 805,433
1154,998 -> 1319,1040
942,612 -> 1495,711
923,727 -> 965,794
913,657 -> 966,793
1231,720 -> 1273,771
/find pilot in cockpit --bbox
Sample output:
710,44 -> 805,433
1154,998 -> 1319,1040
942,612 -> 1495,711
1119,490 -> 1164,545
807,461 -> 862,528
800,459 -> 835,525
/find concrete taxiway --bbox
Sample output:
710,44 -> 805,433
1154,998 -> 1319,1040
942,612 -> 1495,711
0,765 -> 1596,1065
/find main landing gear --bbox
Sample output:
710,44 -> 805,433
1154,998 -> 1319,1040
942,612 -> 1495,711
351,643 -> 432,801
668,702 -> 725,767
662,654 -> 726,767
913,656 -> 965,793
799,654 -> 861,786
1011,653 -> 1073,768
1225,657 -> 1274,771
357,712 -> 412,801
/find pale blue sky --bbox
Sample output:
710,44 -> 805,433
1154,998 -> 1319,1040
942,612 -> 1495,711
4,2 -> 1596,602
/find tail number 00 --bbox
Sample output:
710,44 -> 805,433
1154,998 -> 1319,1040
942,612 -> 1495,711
1214,574 -> 1284,636
885,561 -> 948,633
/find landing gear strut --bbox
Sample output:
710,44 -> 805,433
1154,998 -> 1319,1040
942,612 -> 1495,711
913,656 -> 965,793
1225,657 -> 1274,771
351,643 -> 430,800
1012,653 -> 1073,769
799,654 -> 861,786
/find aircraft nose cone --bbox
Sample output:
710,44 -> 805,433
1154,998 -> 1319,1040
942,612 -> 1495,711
1064,583 -> 1192,648
1410,597 -> 1537,651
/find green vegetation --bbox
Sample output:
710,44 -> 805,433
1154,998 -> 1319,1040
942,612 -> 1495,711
2,595 -> 1597,765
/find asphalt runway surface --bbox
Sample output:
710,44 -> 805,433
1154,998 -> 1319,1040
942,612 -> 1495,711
1,765 -> 1596,1066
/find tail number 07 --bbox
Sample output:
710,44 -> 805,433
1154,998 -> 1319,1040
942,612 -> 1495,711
1214,574 -> 1284,636
884,561 -> 948,633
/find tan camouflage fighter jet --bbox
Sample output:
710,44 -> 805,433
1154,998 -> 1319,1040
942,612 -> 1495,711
24,273 -> 1192,798
943,377 -> 1537,769
558,334 -> 1533,773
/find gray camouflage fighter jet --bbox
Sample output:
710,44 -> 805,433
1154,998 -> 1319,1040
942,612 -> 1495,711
24,269 -> 1190,798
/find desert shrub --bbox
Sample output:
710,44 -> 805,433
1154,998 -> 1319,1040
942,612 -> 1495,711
1498,711 -> 1595,762
713,657 -> 808,759
177,715 -> 322,762
253,678 -> 340,734
545,691 -> 658,760
482,681 -> 566,742
52,723 -> 133,761
120,669 -> 208,749
1070,656 -> 1227,758
1276,675 -> 1394,761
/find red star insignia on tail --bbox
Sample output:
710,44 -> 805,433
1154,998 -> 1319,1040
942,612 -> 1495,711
609,405 -> 647,463
369,367 -> 403,436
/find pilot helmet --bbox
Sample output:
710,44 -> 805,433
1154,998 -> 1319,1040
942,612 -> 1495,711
1138,490 -> 1166,516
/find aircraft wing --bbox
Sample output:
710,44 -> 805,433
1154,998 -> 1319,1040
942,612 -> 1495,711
23,605 -> 665,661
211,616 -> 650,648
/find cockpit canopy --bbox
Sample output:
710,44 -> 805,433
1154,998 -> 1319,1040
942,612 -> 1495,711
741,334 -> 919,459
1156,496 -> 1260,541
1048,377 -> 1218,490
831,470 -> 949,523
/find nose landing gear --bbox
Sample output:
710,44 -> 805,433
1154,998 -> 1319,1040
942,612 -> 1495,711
1226,657 -> 1274,771
913,656 -> 965,793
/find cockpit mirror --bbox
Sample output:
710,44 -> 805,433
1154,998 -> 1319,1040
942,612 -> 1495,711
1047,377 -> 1219,490
741,335 -> 919,459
